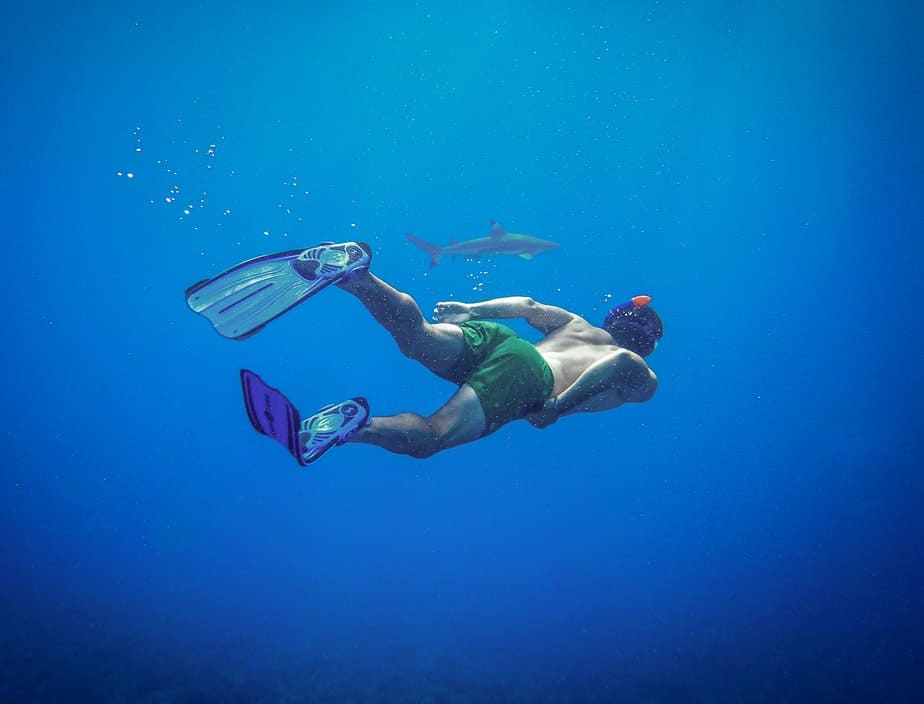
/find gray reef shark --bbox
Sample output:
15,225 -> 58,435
406,220 -> 559,267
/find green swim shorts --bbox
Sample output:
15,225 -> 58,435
440,321 -> 555,435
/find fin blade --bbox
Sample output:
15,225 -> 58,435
240,369 -> 306,466
186,250 -> 320,339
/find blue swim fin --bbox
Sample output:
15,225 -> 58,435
186,242 -> 370,339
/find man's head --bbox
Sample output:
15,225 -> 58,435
603,295 -> 663,357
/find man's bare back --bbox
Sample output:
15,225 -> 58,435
535,315 -> 658,410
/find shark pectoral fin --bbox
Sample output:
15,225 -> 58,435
518,252 -> 534,260
489,220 -> 507,239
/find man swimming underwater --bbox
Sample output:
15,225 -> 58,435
187,240 -> 662,465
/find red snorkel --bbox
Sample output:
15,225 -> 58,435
603,294 -> 652,327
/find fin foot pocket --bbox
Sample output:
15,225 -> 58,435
299,397 -> 370,465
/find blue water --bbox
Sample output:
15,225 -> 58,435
3,1 -> 922,701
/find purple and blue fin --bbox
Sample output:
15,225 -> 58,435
240,369 -> 307,466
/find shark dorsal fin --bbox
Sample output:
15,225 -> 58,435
449,237 -> 457,245
489,220 -> 507,239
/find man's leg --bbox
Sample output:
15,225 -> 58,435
348,384 -> 485,458
338,271 -> 464,377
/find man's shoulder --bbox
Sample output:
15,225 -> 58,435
559,317 -> 614,343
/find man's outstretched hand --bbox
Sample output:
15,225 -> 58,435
433,301 -> 474,324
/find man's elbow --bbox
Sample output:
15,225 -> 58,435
612,351 -> 658,402
641,374 -> 658,402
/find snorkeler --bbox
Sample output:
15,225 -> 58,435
187,240 -> 662,465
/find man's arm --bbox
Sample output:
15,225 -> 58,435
433,296 -> 577,335
529,350 -> 657,428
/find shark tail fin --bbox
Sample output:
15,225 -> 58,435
406,233 -> 443,267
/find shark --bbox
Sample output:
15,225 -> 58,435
406,220 -> 560,267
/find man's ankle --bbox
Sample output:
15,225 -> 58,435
337,268 -> 371,290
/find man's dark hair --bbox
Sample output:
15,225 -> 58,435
603,305 -> 663,357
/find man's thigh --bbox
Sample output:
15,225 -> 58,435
409,322 -> 466,377
427,384 -> 486,449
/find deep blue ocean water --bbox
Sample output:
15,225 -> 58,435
3,1 -> 922,701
